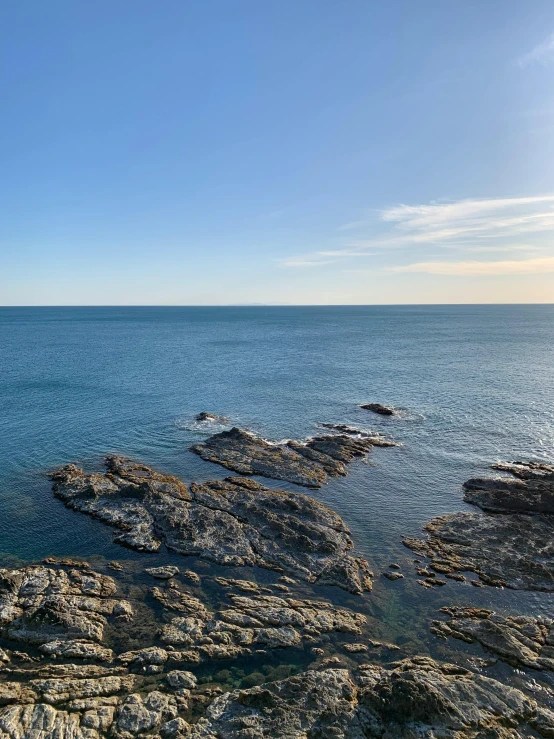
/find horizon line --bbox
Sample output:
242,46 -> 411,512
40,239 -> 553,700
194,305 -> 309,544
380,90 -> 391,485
0,303 -> 553,309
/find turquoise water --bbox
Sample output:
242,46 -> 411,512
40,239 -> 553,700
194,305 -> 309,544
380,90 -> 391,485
1,305 -> 553,591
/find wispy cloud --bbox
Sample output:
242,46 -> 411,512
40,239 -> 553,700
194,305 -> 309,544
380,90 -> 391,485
338,195 -> 554,254
280,194 -> 554,268
338,219 -> 371,231
389,255 -> 554,276
281,258 -> 336,268
517,33 -> 554,68
379,195 -> 554,243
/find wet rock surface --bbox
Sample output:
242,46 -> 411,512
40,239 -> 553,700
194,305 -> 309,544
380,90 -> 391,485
0,559 -> 373,739
464,461 -> 554,514
0,565 -> 132,650
404,460 -> 554,590
145,567 -> 180,580
155,577 -> 367,663
190,426 -> 391,488
51,457 -> 374,593
359,403 -> 396,415
432,607 -> 554,671
187,656 -> 554,739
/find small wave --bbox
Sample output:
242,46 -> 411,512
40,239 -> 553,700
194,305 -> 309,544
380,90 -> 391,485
175,417 -> 232,434
393,409 -> 426,423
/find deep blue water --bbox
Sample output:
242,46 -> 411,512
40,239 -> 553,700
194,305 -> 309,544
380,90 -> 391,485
0,305 -> 553,624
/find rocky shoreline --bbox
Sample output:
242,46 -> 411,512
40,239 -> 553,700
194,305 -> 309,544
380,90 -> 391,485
2,427 -> 554,737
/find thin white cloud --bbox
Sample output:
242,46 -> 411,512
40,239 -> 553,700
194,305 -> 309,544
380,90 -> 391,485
389,256 -> 554,276
281,258 -> 336,268
335,195 -> 554,256
279,194 -> 554,269
517,33 -> 554,68
380,195 -> 554,242
338,220 -> 371,231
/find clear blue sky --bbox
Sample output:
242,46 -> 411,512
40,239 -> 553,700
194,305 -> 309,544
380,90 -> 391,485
2,0 -> 554,304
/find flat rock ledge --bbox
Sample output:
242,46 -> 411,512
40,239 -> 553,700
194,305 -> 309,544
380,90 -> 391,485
403,461 -> 554,590
190,426 -> 394,488
432,606 -> 554,672
463,461 -> 554,514
50,457 -> 374,593
188,656 -> 554,739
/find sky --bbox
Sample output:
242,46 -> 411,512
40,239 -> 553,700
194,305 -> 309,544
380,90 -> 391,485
1,0 -> 554,305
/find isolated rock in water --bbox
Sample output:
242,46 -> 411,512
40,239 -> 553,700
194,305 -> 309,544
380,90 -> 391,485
360,403 -> 396,415
51,458 -> 374,593
464,461 -> 554,514
404,460 -> 554,591
318,424 -> 398,449
432,606 -> 554,671
188,656 -> 554,739
191,426 -> 385,488
191,427 -> 327,487
195,411 -> 229,423
320,423 -> 369,435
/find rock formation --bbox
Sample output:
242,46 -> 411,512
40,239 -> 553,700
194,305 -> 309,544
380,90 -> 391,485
190,427 -> 391,488
0,565 -> 132,654
404,461 -> 554,590
360,403 -> 396,415
432,606 -> 554,671
50,457 -> 374,593
154,577 -> 367,663
0,561 -> 367,739
463,461 -> 554,514
187,657 -> 554,738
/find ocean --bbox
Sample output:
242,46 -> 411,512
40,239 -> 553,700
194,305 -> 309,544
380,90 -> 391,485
1,304 -> 553,652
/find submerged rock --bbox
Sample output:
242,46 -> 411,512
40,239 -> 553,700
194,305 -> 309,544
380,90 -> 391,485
404,460 -> 554,590
51,458 -> 374,593
360,403 -> 396,415
190,426 -> 389,488
320,423 -> 370,435
432,606 -> 554,671
156,584 -> 367,663
381,571 -> 404,581
187,656 -> 554,738
145,566 -> 180,580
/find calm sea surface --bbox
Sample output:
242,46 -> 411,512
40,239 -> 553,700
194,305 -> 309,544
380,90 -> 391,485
1,305 -> 553,648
